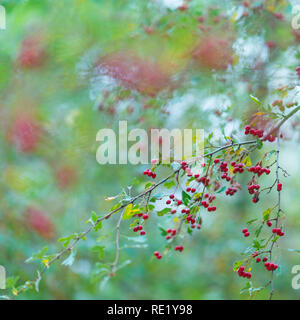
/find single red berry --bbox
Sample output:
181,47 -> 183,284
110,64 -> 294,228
140,230 -> 145,235
177,200 -> 182,205
143,214 -> 149,220
244,232 -> 250,237
166,200 -> 171,205
191,188 -> 196,193
154,251 -> 159,256
277,183 -> 282,191
214,159 -> 220,164
256,257 -> 261,263
242,228 -> 248,233
267,220 -> 272,227
169,194 -> 175,199
263,257 -> 268,262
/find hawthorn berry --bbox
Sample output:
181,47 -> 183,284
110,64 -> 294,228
267,220 -> 272,227
143,214 -> 149,220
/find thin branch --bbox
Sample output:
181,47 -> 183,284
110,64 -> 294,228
111,207 -> 126,275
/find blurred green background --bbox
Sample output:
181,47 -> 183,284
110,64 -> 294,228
0,0 -> 300,299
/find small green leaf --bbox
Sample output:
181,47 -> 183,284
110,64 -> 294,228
182,190 -> 191,206
157,208 -> 171,216
250,94 -> 261,105
164,180 -> 176,189
217,186 -> 226,194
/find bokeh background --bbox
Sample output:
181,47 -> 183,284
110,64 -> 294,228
0,0 -> 300,299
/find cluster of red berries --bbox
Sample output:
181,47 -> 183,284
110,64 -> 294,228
244,125 -> 276,142
154,251 -> 162,260
197,176 -> 210,186
137,213 -> 149,220
186,187 -> 196,193
244,125 -> 264,138
264,260 -> 278,271
166,194 -> 184,207
225,187 -> 238,196
186,214 -> 202,229
175,245 -> 184,252
166,228 -> 177,240
296,67 -> 300,79
272,228 -> 285,237
277,183 -> 282,192
143,169 -> 156,179
237,266 -> 252,279
133,225 -> 145,236
248,165 -> 270,176
242,228 -> 250,237
232,162 -> 245,174
248,184 -> 260,194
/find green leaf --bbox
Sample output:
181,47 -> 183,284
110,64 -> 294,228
91,245 -> 105,259
247,219 -> 258,225
217,186 -> 226,194
255,225 -> 263,238
122,204 -> 134,220
159,227 -> 167,236
164,180 -> 176,189
25,246 -> 49,263
157,208 -> 171,216
250,94 -> 261,105
257,139 -> 263,150
182,190 -> 191,206
233,260 -> 245,272
262,208 -> 271,221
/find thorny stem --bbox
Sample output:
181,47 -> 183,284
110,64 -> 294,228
269,133 -> 281,300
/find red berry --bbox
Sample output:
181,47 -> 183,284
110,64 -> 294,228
277,183 -> 282,192
169,194 -> 175,199
154,251 -> 159,256
166,200 -> 171,205
256,257 -> 261,263
242,228 -> 248,233
244,232 -> 250,237
140,230 -> 145,235
143,214 -> 149,220
267,220 -> 272,227
214,159 -> 220,164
